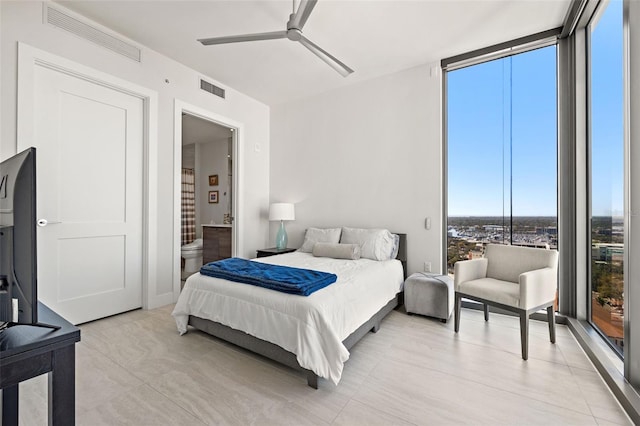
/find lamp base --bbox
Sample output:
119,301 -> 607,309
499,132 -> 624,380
275,220 -> 288,250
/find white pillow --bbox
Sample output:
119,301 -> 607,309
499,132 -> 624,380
340,227 -> 397,261
390,233 -> 400,260
312,243 -> 361,260
298,227 -> 342,253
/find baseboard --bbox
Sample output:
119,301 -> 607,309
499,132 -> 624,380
146,292 -> 174,310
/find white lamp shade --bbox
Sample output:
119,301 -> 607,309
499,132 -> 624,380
269,203 -> 295,221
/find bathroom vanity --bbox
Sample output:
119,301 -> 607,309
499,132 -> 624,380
202,224 -> 232,264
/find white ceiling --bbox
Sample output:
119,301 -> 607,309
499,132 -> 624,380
58,0 -> 572,106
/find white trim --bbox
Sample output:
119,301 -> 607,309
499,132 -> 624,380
16,42 -> 164,310
173,100 -> 244,302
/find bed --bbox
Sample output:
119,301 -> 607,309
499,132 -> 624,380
172,231 -> 406,388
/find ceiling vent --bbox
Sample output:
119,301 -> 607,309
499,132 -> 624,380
200,79 -> 226,99
44,5 -> 141,62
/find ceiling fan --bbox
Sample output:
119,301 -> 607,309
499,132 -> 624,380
198,0 -> 354,77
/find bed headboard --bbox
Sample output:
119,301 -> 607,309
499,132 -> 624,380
394,233 -> 407,279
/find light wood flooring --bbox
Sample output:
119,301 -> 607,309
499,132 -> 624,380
17,304 -> 632,425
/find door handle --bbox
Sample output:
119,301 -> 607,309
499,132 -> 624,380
37,219 -> 62,227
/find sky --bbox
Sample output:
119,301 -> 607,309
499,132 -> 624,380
447,0 -> 622,218
591,0 -> 624,217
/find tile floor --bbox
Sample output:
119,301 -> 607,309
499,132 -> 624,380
17,305 -> 632,425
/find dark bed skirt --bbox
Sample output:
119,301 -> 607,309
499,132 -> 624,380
188,292 -> 401,388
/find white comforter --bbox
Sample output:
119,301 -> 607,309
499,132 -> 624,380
172,252 -> 403,385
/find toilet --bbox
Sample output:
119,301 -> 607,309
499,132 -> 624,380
181,238 -> 203,274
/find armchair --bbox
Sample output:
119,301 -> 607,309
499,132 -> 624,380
453,244 -> 559,360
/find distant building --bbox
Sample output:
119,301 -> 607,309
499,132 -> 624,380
536,226 -> 557,235
592,243 -> 624,262
591,294 -> 624,350
511,241 -> 551,249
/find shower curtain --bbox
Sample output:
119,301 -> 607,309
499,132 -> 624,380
181,168 -> 196,246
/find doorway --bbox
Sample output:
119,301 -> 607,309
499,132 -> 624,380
173,101 -> 242,299
17,43 -> 160,323
181,114 -> 233,282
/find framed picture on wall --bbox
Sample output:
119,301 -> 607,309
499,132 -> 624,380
209,174 -> 219,186
208,191 -> 219,204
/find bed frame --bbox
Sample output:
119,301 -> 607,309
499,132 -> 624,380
188,233 -> 407,389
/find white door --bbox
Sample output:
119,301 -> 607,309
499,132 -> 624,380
29,64 -> 144,324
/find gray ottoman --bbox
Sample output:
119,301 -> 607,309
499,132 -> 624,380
404,273 -> 454,322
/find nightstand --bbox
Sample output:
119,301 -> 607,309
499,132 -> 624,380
256,247 -> 297,258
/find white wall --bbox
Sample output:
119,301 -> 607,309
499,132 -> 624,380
0,2 -> 270,303
197,139 -> 230,227
270,64 -> 443,274
182,144 -> 196,170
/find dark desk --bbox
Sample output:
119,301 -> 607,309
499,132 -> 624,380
0,303 -> 80,425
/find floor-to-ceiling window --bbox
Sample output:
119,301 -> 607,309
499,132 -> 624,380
446,47 -> 558,279
442,3 -> 640,412
588,0 -> 624,355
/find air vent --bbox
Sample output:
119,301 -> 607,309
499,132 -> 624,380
200,79 -> 226,99
45,5 -> 141,62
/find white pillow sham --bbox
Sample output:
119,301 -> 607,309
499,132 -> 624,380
390,233 -> 400,260
312,242 -> 361,260
340,227 -> 398,261
298,227 -> 342,253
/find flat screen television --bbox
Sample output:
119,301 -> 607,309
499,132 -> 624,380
0,147 -> 57,330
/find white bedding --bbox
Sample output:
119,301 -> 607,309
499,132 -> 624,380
172,252 -> 403,385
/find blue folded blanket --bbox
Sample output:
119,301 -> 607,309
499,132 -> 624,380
200,257 -> 337,296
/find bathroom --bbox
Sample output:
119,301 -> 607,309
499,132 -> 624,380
181,113 -> 234,280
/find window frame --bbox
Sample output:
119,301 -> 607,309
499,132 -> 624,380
585,0 -> 626,358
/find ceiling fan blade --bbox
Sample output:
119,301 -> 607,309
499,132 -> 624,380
290,0 -> 317,30
299,35 -> 354,77
198,30 -> 287,46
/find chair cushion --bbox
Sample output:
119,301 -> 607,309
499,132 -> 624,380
457,278 -> 520,308
485,244 -> 558,283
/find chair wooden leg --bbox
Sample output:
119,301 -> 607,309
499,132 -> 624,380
483,304 -> 489,321
547,305 -> 556,344
520,311 -> 529,360
454,292 -> 461,333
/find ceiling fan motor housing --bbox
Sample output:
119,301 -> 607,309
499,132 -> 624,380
287,13 -> 303,38
286,28 -> 303,41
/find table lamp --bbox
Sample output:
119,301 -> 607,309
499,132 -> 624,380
269,203 -> 295,249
